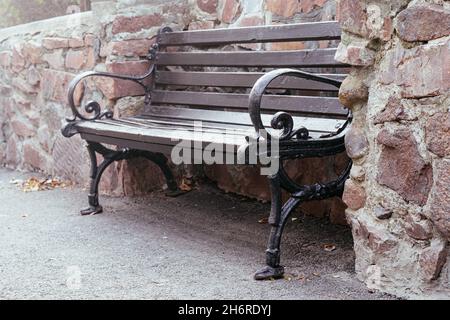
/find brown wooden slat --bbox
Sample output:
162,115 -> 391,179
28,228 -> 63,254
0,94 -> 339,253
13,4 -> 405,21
151,90 -> 347,117
158,21 -> 341,46
156,71 -> 346,91
156,49 -> 345,68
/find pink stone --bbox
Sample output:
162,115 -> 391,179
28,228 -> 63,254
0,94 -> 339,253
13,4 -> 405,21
5,135 -> 19,166
373,97 -> 410,124
339,74 -> 369,109
419,240 -> 448,282
11,48 -> 26,73
342,179 -> 366,210
85,47 -> 98,69
425,112 -> 450,158
42,37 -> 69,50
266,0 -> 298,18
220,0 -> 241,24
41,69 -> 76,103
21,43 -> 43,64
112,14 -> 164,34
96,61 -> 152,99
0,51 -> 12,67
10,119 -> 35,138
69,37 -> 85,48
335,42 -> 376,67
189,20 -> 215,31
23,142 -> 44,169
65,50 -> 85,70
197,0 -> 218,14
403,215 -> 433,241
381,40 -> 450,98
396,4 -> 450,42
345,126 -> 368,159
337,0 -> 368,37
428,161 -> 450,239
84,34 -> 96,47
377,129 -> 433,206
110,39 -> 155,57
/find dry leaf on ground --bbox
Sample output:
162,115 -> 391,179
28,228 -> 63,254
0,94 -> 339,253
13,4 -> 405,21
258,217 -> 269,224
16,177 -> 70,192
179,178 -> 193,192
323,243 -> 337,252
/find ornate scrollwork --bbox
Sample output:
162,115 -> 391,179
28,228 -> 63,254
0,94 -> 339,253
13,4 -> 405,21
66,65 -> 156,123
64,27 -> 169,126
270,112 -> 310,141
248,68 -> 348,143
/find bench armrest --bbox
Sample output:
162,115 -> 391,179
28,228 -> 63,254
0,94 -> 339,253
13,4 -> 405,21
66,65 -> 155,122
248,68 -> 344,141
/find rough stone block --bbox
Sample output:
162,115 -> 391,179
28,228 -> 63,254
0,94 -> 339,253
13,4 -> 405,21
426,112 -> 450,158
428,160 -> 450,239
396,4 -> 450,42
42,37 -> 70,50
377,129 -> 433,206
112,14 -> 164,34
342,179 -> 366,210
110,39 -> 155,57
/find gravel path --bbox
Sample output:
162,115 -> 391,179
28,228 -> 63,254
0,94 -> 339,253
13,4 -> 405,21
0,168 -> 394,300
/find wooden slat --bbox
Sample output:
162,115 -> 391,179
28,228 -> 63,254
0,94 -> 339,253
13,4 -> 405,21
156,49 -> 345,68
151,90 -> 348,117
158,21 -> 341,46
77,120 -> 247,148
139,106 -> 347,133
156,71 -> 345,91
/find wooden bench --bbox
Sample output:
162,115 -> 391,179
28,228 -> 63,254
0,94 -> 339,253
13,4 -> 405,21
62,21 -> 352,280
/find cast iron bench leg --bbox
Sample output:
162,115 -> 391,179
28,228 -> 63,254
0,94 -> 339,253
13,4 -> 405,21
254,160 -> 352,280
254,173 -> 301,280
81,141 -> 183,216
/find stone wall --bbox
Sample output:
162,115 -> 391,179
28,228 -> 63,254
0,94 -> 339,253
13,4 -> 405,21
337,0 -> 449,298
0,0 -> 348,223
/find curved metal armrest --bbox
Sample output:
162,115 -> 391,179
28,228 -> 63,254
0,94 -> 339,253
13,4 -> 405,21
248,68 -> 346,140
67,65 -> 155,122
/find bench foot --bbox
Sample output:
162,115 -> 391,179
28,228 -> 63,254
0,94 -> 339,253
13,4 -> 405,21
254,265 -> 285,280
80,205 -> 103,216
82,141 -> 182,216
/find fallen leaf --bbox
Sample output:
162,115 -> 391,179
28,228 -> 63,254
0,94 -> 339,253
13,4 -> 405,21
283,273 -> 296,281
18,177 -> 70,192
179,178 -> 192,192
323,243 -> 337,252
258,217 -> 269,224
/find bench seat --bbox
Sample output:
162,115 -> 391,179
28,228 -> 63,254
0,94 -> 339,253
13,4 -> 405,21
76,107 -> 348,154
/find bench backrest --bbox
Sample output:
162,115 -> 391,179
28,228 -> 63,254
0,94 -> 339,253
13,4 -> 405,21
147,21 -> 348,124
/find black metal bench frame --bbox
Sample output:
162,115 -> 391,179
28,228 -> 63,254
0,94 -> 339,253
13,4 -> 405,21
62,22 -> 352,280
